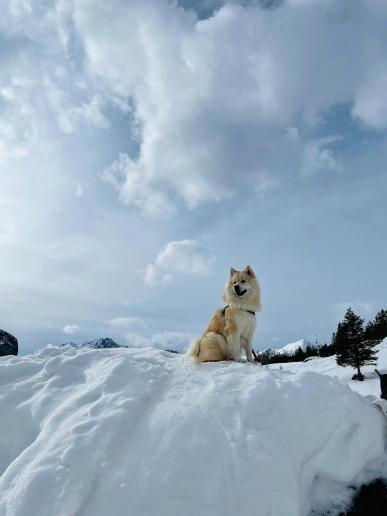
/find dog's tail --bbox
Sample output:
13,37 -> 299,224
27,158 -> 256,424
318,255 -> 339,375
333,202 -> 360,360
375,369 -> 382,378
186,338 -> 201,364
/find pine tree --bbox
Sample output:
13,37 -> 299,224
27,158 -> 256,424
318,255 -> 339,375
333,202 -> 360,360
365,309 -> 387,342
331,323 -> 346,356
293,346 -> 305,362
319,341 -> 336,357
335,307 -> 379,380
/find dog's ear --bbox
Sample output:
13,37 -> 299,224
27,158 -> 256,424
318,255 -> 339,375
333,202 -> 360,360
244,265 -> 255,277
230,267 -> 237,277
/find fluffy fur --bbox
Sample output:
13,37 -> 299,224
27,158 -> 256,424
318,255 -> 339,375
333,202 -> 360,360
187,265 -> 261,363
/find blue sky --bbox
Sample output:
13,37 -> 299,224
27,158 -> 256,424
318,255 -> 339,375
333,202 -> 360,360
1,0 -> 387,353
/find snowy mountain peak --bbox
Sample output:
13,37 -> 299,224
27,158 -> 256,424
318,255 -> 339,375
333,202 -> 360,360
60,337 -> 123,349
81,337 -> 121,349
276,338 -> 313,355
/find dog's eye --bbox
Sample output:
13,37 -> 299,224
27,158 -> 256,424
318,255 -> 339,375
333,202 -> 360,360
241,280 -> 246,284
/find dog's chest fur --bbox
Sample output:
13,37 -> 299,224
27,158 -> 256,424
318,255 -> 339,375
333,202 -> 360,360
226,307 -> 256,338
235,310 -> 256,337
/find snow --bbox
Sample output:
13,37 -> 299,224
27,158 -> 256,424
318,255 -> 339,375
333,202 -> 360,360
0,345 -> 386,516
270,338 -> 387,399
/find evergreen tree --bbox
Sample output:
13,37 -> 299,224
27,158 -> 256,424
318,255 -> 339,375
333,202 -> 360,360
319,342 -> 336,357
365,309 -> 387,342
293,346 -> 305,362
331,324 -> 346,355
335,307 -> 379,380
318,343 -> 329,357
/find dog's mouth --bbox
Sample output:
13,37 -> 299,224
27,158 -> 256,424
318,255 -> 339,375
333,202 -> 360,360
233,286 -> 247,297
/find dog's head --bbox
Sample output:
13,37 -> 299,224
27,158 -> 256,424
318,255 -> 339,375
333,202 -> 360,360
224,265 -> 261,311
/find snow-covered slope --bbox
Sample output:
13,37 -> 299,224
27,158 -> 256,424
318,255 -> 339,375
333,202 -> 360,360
270,338 -> 387,399
0,346 -> 385,516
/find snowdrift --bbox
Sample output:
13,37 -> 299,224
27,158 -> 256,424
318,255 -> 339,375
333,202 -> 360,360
0,347 -> 385,516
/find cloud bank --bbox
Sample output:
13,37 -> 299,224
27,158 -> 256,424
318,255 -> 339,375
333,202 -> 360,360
73,0 -> 387,214
2,0 -> 387,217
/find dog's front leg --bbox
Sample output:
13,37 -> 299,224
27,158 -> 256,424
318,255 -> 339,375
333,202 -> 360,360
245,336 -> 255,363
226,332 -> 241,362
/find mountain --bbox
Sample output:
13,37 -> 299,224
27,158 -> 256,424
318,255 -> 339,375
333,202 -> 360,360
60,337 -> 125,349
81,337 -> 122,349
273,338 -> 314,355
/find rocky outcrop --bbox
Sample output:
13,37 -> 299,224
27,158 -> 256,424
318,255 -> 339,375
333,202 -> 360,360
0,330 -> 18,356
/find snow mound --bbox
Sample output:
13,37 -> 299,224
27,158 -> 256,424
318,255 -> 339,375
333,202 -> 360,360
0,347 -> 385,516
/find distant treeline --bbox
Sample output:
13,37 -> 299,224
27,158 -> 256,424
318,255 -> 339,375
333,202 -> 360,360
258,308 -> 387,366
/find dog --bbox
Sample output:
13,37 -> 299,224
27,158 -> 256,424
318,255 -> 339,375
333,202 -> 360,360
186,265 -> 261,363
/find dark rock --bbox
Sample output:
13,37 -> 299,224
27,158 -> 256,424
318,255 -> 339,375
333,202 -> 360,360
340,478 -> 387,515
351,373 -> 364,381
165,349 -> 180,354
0,330 -> 18,356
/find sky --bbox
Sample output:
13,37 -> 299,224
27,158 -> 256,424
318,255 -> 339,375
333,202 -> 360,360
1,0 -> 387,354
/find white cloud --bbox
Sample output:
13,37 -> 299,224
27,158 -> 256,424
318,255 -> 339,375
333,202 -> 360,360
143,264 -> 173,288
143,239 -> 215,287
101,153 -> 175,218
107,316 -> 146,330
69,0 -> 387,214
1,0 -> 387,216
125,331 -> 193,352
62,324 -> 81,335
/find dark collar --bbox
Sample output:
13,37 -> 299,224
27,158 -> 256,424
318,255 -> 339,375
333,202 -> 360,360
223,305 -> 256,316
